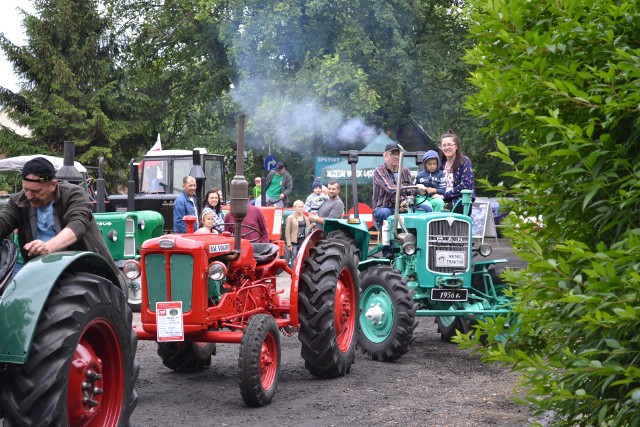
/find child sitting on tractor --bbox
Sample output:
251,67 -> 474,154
415,150 -> 446,213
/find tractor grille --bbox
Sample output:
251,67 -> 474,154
427,218 -> 470,274
124,217 -> 135,257
144,253 -> 194,312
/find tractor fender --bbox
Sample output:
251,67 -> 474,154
0,251 -> 121,364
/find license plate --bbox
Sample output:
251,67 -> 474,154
431,288 -> 468,302
435,250 -> 466,268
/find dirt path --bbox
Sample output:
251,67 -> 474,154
130,239 -> 532,426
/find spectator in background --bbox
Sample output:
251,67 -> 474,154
224,202 -> 269,243
264,161 -> 293,208
439,130 -> 476,213
173,176 -> 198,233
308,181 -> 344,228
251,176 -> 262,206
285,200 -> 310,267
202,187 -> 225,233
304,180 -> 328,215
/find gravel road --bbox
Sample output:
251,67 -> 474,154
130,238 -> 533,427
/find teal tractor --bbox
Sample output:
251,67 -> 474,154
322,146 -> 510,361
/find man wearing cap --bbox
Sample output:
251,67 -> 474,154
372,142 -> 414,256
0,157 -> 118,270
264,161 -> 293,208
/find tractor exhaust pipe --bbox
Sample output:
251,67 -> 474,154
393,144 -> 409,241
229,114 -> 248,259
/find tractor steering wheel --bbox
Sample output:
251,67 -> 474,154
219,223 -> 265,243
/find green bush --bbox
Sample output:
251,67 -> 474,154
458,0 -> 640,425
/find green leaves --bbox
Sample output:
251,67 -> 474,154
462,0 -> 640,425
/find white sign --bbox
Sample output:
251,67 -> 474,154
209,244 -> 231,253
156,301 -> 184,342
273,209 -> 283,235
435,250 -> 466,268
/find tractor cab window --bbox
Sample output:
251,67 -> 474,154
172,159 -> 193,193
204,158 -> 225,202
140,160 -> 168,193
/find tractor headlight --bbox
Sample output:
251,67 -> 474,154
478,243 -> 492,257
396,232 -> 417,255
107,229 -> 118,242
123,260 -> 141,280
138,219 -> 146,230
208,262 -> 227,281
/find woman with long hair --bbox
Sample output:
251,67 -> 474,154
439,130 -> 475,213
203,187 -> 225,232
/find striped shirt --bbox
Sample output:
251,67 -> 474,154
372,163 -> 413,210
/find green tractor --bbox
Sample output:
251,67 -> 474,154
322,146 -> 510,361
0,237 -> 138,425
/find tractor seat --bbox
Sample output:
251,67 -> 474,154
251,243 -> 280,265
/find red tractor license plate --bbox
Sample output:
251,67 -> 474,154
431,288 -> 468,302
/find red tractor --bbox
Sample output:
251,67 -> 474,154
126,116 -> 360,406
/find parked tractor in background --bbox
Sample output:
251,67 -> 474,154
127,115 -> 359,407
320,147 -> 511,361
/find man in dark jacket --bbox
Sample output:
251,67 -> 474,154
263,161 -> 293,207
0,157 -> 118,271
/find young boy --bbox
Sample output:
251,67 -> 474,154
304,181 -> 328,214
414,150 -> 446,213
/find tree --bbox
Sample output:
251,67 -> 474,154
460,1 -> 640,425
0,0 -> 152,177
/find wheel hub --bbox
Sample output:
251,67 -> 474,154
365,303 -> 385,325
68,341 -> 104,424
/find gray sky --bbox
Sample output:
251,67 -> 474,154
0,0 -> 33,93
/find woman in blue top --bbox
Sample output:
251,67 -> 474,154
439,130 -> 475,214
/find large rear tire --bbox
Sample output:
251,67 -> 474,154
327,230 -> 361,264
238,314 -> 281,407
157,342 -> 216,373
298,240 -> 359,378
358,266 -> 417,361
1,272 -> 138,426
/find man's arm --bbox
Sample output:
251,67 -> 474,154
173,196 -> 187,232
282,173 -> 293,196
24,227 -> 78,257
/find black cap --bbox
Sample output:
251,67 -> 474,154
22,157 -> 56,183
275,161 -> 286,171
384,143 -> 399,152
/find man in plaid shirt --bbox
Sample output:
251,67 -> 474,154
372,143 -> 413,257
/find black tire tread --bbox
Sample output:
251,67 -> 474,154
238,314 -> 281,407
157,342 -> 216,373
298,239 -> 359,379
1,272 -> 138,426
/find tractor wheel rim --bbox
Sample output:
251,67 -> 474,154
334,266 -> 356,352
260,332 -> 278,390
360,285 -> 394,343
68,319 -> 124,426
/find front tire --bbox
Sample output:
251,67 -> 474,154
358,266 -> 417,361
328,230 -> 361,264
298,240 -> 359,378
157,342 -> 216,373
238,314 -> 281,407
436,307 -> 466,342
1,272 -> 138,426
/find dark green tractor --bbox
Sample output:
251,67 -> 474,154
322,147 -> 511,361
